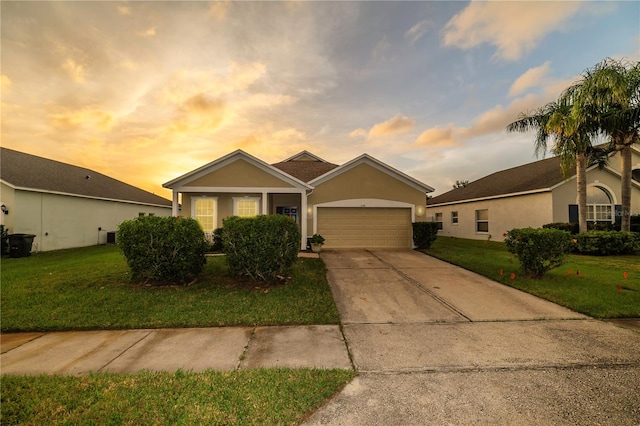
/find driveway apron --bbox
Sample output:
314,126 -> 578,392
306,249 -> 640,425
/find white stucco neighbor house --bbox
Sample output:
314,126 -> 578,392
0,148 -> 172,252
426,147 -> 640,242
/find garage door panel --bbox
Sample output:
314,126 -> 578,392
317,207 -> 411,249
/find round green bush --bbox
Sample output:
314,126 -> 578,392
117,216 -> 208,284
222,215 -> 300,281
504,228 -> 572,278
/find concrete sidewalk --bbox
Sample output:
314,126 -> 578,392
1,325 -> 353,375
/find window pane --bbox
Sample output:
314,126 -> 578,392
194,199 -> 216,232
451,211 -> 458,223
587,186 -> 612,204
236,200 -> 258,217
476,209 -> 488,221
477,222 -> 489,232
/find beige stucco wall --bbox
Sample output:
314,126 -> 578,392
3,188 -> 171,251
426,192 -> 553,242
187,159 -> 295,188
306,163 -> 428,237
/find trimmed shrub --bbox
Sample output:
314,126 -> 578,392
543,222 -> 579,235
412,222 -> 439,249
504,228 -> 572,278
222,215 -> 300,281
573,230 -> 640,255
117,216 -> 208,284
211,228 -> 224,252
0,225 -> 9,256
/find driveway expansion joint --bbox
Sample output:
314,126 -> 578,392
98,330 -> 153,373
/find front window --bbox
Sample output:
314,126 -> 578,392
435,212 -> 443,230
233,197 -> 260,217
451,211 -> 458,224
476,209 -> 489,233
586,186 -> 613,222
194,197 -> 217,233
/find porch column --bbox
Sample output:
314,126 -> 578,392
300,190 -> 308,250
262,191 -> 268,215
172,190 -> 179,216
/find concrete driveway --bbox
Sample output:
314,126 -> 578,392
306,249 -> 640,425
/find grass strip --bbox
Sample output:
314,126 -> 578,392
1,246 -> 340,331
1,368 -> 356,425
423,237 -> 640,318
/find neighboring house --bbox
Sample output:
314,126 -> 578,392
163,150 -> 434,249
426,147 -> 640,242
0,148 -> 172,252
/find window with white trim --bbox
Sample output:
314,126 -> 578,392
435,212 -> 443,230
193,197 -> 217,233
233,197 -> 260,217
586,186 -> 613,222
476,209 -> 489,233
451,211 -> 458,224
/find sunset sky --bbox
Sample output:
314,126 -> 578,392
2,1 -> 638,198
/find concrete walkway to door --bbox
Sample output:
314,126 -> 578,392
306,249 -> 640,425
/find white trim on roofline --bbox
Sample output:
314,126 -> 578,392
163,149 -> 313,190
548,163 -> 640,191
280,150 -> 328,163
176,186 -> 308,194
1,181 -> 172,209
427,188 -> 552,208
309,153 -> 434,193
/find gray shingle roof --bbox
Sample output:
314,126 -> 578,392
271,160 -> 340,183
1,148 -> 172,207
429,156 -> 566,205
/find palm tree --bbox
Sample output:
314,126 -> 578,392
565,59 -> 640,231
507,98 -> 594,233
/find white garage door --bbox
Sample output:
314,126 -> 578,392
317,207 -> 412,249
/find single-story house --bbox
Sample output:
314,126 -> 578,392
163,150 -> 434,249
426,147 -> 640,242
0,147 -> 172,252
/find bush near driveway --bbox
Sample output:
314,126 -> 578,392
504,228 -> 573,278
412,222 -> 439,249
573,230 -> 640,255
116,216 -> 208,284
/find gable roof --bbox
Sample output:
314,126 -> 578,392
163,149 -> 313,189
271,152 -> 340,183
310,153 -> 435,193
429,156 -> 567,206
0,147 -> 172,207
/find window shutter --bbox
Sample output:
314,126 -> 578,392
615,205 -> 622,228
568,205 -> 578,223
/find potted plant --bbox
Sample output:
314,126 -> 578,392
310,233 -> 325,253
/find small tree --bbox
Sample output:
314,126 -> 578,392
452,180 -> 469,189
504,228 -> 572,278
222,215 -> 300,281
117,216 -> 208,284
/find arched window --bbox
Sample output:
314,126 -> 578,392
586,186 -> 613,223
632,168 -> 640,183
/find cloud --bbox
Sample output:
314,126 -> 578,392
369,115 -> 415,137
168,93 -> 226,135
49,105 -> 114,131
138,27 -> 157,38
405,19 -> 432,44
117,5 -> 131,16
372,36 -> 390,59
508,62 -> 552,97
1,74 -> 12,92
415,126 -> 461,148
443,1 -> 584,60
349,128 -> 367,138
208,1 -> 230,21
61,58 -> 85,83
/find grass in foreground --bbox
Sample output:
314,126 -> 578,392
1,246 -> 340,332
1,368 -> 356,425
423,237 -> 640,319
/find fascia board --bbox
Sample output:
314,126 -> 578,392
8,185 -> 172,208
427,188 -> 551,208
280,150 -> 328,163
309,154 -> 434,193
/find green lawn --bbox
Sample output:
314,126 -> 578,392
423,237 -> 640,319
1,246 -> 340,332
1,369 -> 356,425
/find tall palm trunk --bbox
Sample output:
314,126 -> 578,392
576,152 -> 588,234
620,143 -> 632,231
